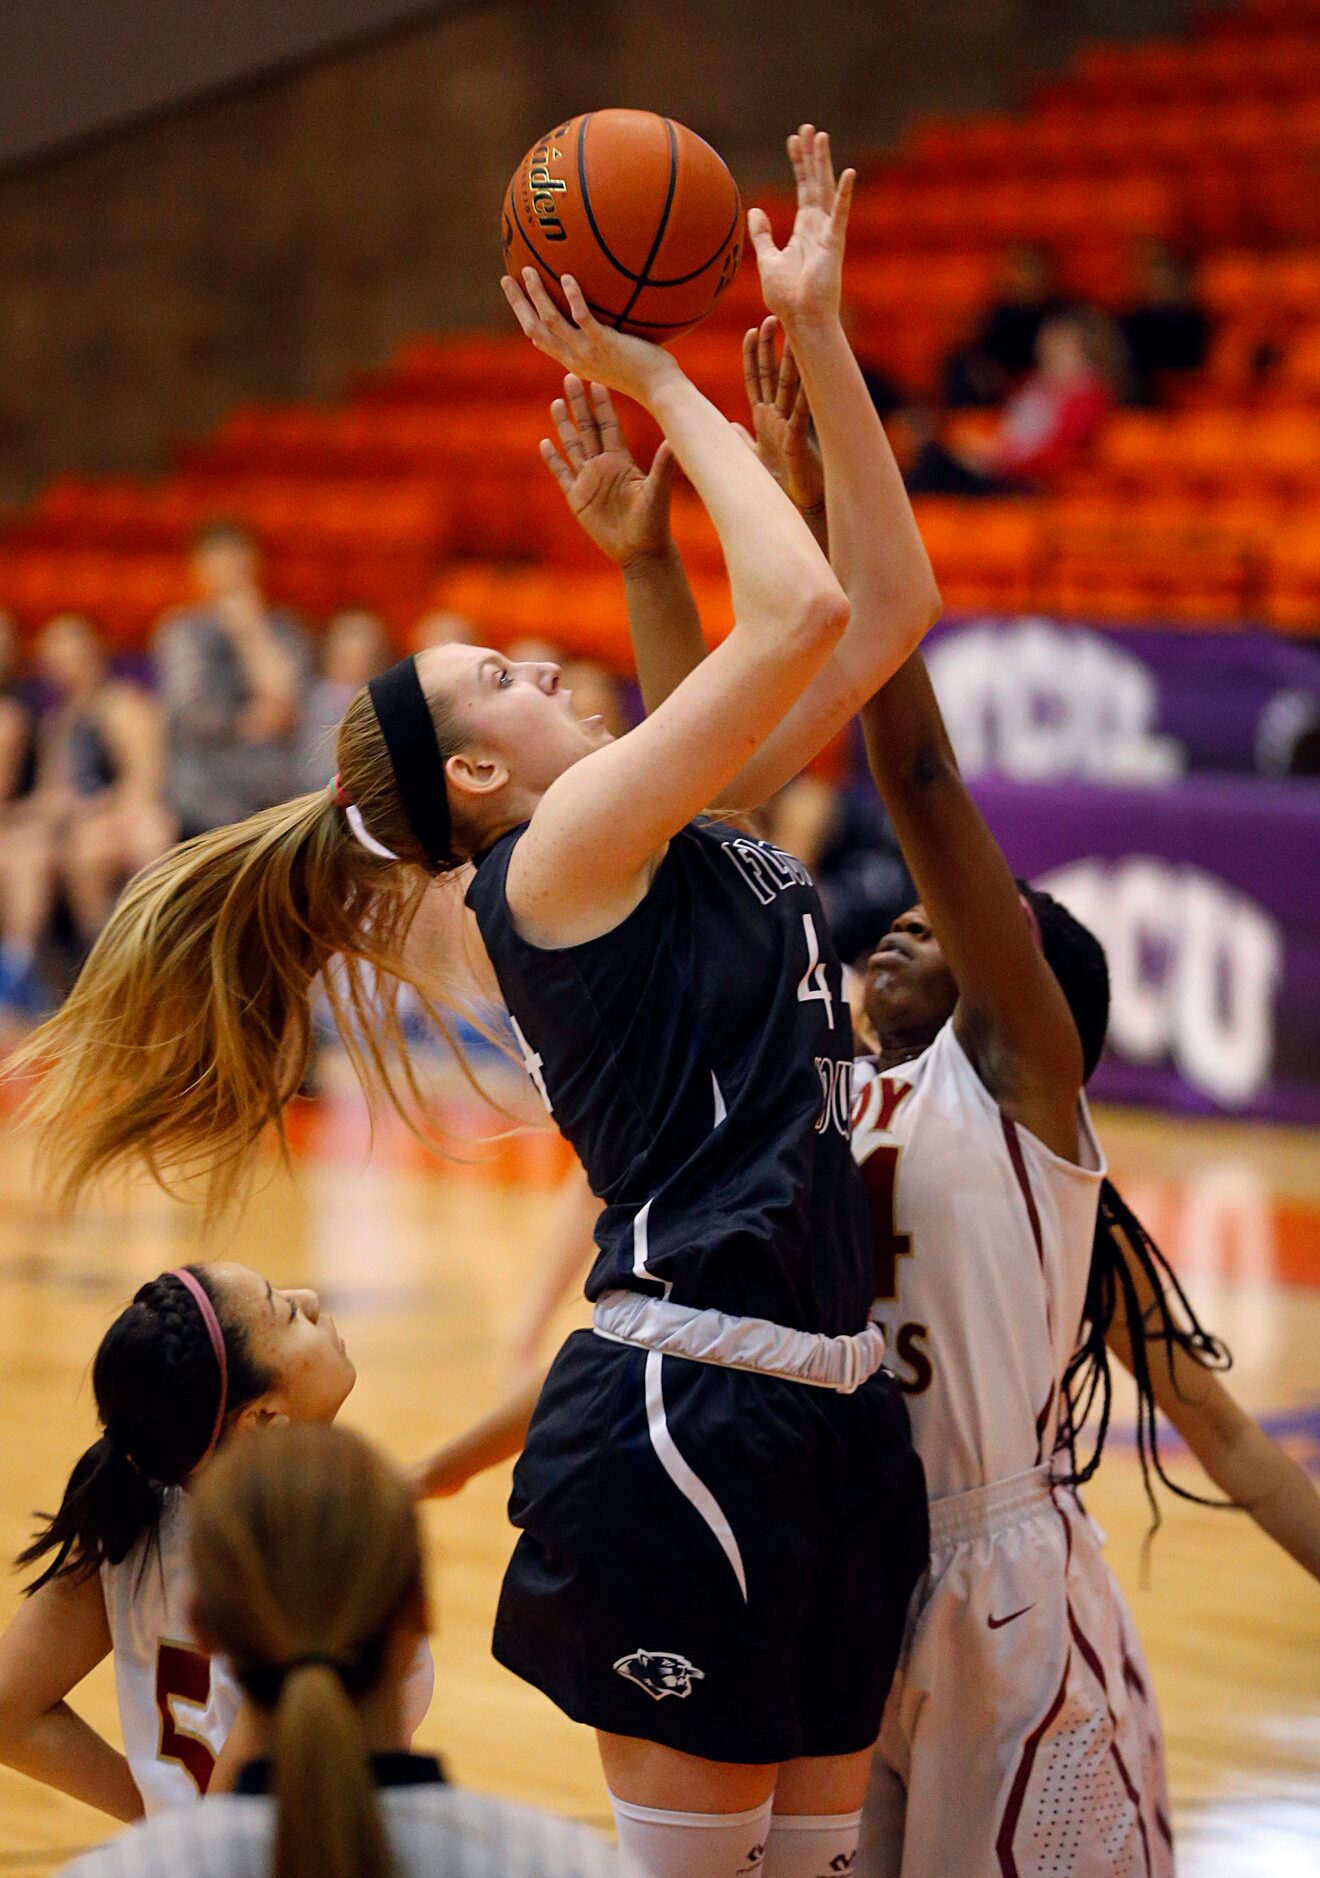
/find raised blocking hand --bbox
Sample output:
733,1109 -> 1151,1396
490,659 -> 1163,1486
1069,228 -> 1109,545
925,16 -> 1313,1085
746,124 -> 854,334
741,316 -> 824,517
540,375 -> 678,568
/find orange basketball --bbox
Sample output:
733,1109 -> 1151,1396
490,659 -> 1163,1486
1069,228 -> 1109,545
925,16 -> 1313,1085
502,109 -> 743,342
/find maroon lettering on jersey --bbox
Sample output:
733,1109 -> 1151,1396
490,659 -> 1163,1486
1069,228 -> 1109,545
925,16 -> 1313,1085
862,1143 -> 912,1301
852,1071 -> 912,1136
155,1640 -> 215,1795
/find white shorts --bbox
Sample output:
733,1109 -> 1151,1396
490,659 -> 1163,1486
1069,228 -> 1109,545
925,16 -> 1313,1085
859,1466 -> 1172,1878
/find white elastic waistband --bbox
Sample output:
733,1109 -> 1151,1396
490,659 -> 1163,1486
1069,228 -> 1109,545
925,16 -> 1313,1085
592,1289 -> 885,1395
927,1464 -> 1057,1548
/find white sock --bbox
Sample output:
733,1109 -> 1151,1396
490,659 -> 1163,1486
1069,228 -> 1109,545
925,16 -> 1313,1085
763,1810 -> 864,1878
610,1793 -> 773,1878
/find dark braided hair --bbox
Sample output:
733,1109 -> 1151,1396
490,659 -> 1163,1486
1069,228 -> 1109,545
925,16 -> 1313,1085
1059,1181 -> 1232,1549
17,1266 -> 274,1593
1021,882 -> 1235,1539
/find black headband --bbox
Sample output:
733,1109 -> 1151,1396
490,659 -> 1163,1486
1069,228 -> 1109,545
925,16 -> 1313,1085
367,657 -> 452,867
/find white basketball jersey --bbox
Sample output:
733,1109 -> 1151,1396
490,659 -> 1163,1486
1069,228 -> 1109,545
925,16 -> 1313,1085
101,1487 -> 436,1814
851,1021 -> 1105,1501
100,1489 -> 238,1814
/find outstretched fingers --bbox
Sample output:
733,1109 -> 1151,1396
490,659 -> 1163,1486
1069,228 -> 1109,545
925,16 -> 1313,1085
811,127 -> 837,201
645,437 -> 677,496
775,330 -> 799,416
830,167 -> 856,242
539,437 -> 575,494
588,381 -> 627,454
560,273 -> 599,333
742,326 -> 762,416
746,203 -> 779,266
788,126 -> 812,203
756,317 -> 780,407
550,398 -> 585,472
562,375 -> 602,458
502,273 -> 541,341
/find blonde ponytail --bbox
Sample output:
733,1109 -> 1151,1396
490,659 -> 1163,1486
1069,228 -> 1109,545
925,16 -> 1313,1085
189,1424 -> 424,1878
7,680 -> 500,1219
272,1664 -> 390,1878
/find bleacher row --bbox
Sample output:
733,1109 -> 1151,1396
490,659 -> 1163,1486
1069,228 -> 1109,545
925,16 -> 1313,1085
5,0 -> 1320,657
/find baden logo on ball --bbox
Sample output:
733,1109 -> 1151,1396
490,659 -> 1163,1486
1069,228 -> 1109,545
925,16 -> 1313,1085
503,108 -> 744,341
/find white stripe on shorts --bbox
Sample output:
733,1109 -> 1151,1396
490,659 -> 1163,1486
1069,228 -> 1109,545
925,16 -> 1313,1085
644,1350 -> 748,1602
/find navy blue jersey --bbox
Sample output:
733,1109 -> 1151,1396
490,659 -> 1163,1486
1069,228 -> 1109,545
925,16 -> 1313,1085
466,818 -> 872,1336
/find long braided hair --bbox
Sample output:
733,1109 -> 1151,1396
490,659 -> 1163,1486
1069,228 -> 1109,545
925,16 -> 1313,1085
1020,883 -> 1234,1539
17,1266 -> 273,1592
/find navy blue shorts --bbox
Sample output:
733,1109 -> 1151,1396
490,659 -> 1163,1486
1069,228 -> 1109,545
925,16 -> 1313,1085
493,1329 -> 929,1764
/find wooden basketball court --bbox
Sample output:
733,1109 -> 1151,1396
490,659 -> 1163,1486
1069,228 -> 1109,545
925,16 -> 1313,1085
1,1088 -> 1316,1876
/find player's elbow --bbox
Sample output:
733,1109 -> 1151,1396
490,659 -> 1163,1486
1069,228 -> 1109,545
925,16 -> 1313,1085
791,580 -> 852,654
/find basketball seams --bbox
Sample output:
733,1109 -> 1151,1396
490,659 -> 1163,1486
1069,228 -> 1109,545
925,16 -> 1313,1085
506,185 -> 722,331
646,167 -> 743,288
506,110 -> 742,335
615,118 -> 681,329
570,115 -> 734,290
575,112 -> 660,289
505,185 -> 637,327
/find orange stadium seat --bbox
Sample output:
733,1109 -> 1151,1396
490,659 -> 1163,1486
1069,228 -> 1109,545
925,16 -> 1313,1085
12,9 -> 1320,644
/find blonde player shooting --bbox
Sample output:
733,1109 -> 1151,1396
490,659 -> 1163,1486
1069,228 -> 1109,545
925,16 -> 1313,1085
420,138 -> 1320,1878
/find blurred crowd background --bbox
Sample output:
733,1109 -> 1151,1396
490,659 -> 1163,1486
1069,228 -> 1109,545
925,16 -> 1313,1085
2,0 -> 1319,1124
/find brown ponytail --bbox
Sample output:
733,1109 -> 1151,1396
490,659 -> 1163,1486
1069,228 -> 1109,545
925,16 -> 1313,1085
6,681 -> 499,1219
189,1423 -> 423,1878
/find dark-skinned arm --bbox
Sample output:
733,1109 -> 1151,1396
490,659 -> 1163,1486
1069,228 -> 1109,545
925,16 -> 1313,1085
860,656 -> 1084,1158
1105,1220 -> 1320,1581
540,375 -> 708,715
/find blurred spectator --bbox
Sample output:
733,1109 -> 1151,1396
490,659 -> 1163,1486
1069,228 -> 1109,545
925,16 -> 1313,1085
411,609 -> 476,654
300,608 -> 392,792
907,311 -> 1123,497
561,659 -> 630,739
760,773 -> 914,965
153,519 -> 311,837
0,616 -> 170,1019
506,635 -> 564,666
841,301 -> 905,420
1119,242 -> 1211,406
943,246 -> 1069,409
0,611 -> 36,809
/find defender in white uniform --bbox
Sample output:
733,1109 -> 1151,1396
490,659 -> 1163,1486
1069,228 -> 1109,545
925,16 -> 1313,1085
0,1262 -> 419,1821
726,316 -> 1320,1878
851,1026 -> 1170,1878
101,1490 -> 435,1812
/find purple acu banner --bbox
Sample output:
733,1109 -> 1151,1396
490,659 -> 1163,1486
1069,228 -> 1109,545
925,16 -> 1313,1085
969,775 -> 1320,1125
926,615 -> 1320,779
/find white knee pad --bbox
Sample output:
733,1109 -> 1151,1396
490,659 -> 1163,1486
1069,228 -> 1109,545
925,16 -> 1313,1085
763,1809 -> 864,1878
610,1793 -> 773,1878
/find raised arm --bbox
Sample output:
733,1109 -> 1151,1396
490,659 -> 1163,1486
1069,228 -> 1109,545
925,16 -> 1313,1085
732,303 -> 1083,1148
861,653 -> 1083,1155
707,128 -> 940,805
1106,1219 -> 1320,1582
0,1572 -> 143,1821
501,267 -> 849,943
551,129 -> 940,812
540,376 -> 707,716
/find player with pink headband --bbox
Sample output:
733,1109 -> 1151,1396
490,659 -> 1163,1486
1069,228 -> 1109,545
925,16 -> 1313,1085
0,1261 -> 432,1820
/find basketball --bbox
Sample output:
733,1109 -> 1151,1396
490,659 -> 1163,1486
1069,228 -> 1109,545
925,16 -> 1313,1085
502,109 -> 743,341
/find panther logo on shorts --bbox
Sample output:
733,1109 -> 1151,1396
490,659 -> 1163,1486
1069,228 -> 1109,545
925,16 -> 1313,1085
613,1648 -> 706,1700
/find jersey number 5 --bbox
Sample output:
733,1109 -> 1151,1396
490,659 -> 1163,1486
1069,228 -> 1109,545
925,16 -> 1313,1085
156,1640 -> 215,1795
796,914 -> 835,1030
